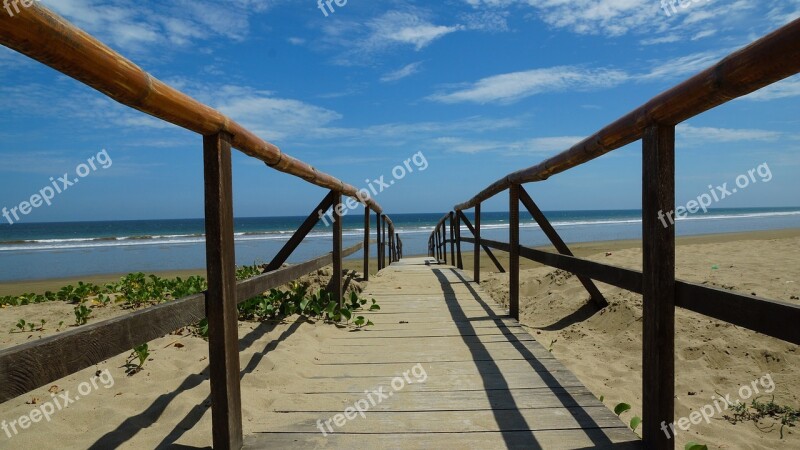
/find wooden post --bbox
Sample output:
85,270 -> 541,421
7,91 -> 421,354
474,204 -> 481,283
642,124 -> 676,450
381,215 -> 387,269
436,226 -> 441,262
449,212 -> 455,266
376,212 -> 382,271
332,191 -> 343,308
363,207 -> 370,281
203,132 -> 243,450
440,222 -> 447,264
388,225 -> 394,265
509,185 -> 520,320
456,211 -> 463,269
396,233 -> 402,259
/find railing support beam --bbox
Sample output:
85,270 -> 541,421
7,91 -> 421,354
642,124 -> 676,450
518,186 -> 607,308
203,132 -> 243,450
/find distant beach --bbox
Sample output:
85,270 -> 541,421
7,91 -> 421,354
1,207 -> 799,282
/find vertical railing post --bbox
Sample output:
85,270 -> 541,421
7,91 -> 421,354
332,191 -> 343,308
642,124 -> 676,450
388,224 -> 394,266
363,207 -> 370,281
376,212 -> 382,271
203,132 -> 243,450
440,221 -> 447,264
509,185 -> 520,320
455,211 -> 463,269
381,215 -> 387,269
474,204 -> 481,283
396,233 -> 402,259
435,226 -> 441,262
449,212 -> 455,266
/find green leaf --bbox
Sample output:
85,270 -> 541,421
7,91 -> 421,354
685,443 -> 708,450
614,403 -> 632,416
599,395 -> 604,403
629,416 -> 641,432
341,308 -> 352,321
369,304 -> 381,311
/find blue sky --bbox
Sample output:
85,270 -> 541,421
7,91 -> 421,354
1,0 -> 799,222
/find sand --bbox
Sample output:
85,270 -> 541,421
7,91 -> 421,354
0,230 -> 797,448
472,229 -> 800,449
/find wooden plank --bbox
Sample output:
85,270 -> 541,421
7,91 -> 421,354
272,387 -> 601,412
264,191 -> 335,272
641,124 -> 675,450
249,406 -> 626,434
245,428 -> 642,449
675,282 -> 800,345
475,240 -> 800,345
289,370 -> 580,396
509,185 -> 520,320
301,358 -> 574,380
332,191 -> 343,307
203,132 -> 243,450
518,187 -> 607,308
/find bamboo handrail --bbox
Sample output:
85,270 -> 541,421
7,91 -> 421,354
454,17 -> 800,211
0,4 -> 385,213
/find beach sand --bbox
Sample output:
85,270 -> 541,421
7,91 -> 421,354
470,229 -> 800,449
0,230 -> 797,448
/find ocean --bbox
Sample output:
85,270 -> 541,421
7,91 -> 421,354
1,207 -> 799,282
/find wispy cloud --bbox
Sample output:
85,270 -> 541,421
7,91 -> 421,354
677,123 -> 786,145
381,62 -> 424,83
428,66 -> 630,104
322,9 -> 461,65
46,0 -> 282,55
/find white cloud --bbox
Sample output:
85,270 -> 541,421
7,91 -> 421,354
380,62 -> 423,83
428,66 -> 630,104
432,135 -> 584,155
322,10 -> 460,65
463,0 -> 794,44
45,0 -> 281,54
677,123 -> 784,145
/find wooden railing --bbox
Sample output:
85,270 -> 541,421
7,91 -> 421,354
0,4 -> 401,449
429,18 -> 800,450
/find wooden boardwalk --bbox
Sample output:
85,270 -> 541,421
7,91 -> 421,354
245,257 -> 641,449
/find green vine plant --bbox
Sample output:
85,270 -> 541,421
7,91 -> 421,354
685,443 -> 708,450
10,319 -> 46,333
74,304 -> 92,326
2,264 -> 380,335
613,402 -> 642,433
724,395 -> 799,439
125,343 -> 150,376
